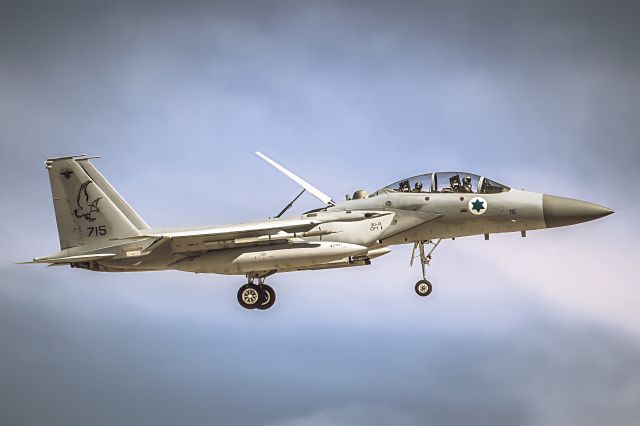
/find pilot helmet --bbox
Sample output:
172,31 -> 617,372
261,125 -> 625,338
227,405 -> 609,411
414,181 -> 423,191
463,176 -> 471,183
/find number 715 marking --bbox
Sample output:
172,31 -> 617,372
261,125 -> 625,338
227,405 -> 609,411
87,226 -> 107,237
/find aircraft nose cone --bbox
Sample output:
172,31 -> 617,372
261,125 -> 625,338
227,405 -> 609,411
543,194 -> 614,228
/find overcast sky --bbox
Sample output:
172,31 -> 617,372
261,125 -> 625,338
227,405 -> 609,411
1,1 -> 639,425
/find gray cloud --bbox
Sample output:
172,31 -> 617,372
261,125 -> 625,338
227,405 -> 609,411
2,0 -> 639,178
2,269 -> 640,426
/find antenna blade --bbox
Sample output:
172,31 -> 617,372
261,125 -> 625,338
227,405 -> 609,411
255,151 -> 335,205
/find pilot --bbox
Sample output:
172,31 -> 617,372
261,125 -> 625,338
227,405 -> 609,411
462,176 -> 472,193
413,181 -> 423,192
449,175 -> 461,192
399,180 -> 410,192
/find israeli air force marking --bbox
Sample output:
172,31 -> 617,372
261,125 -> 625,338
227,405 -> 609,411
469,197 -> 487,215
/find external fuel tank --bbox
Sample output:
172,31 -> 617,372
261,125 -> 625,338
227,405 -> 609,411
173,241 -> 369,274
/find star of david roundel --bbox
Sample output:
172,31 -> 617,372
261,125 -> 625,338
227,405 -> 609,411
468,197 -> 487,215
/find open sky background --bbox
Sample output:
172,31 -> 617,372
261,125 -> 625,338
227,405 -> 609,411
1,1 -> 639,425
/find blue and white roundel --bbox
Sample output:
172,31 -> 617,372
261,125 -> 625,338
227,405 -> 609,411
469,197 -> 487,215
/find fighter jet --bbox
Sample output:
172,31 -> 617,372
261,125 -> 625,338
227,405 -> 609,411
21,153 -> 613,310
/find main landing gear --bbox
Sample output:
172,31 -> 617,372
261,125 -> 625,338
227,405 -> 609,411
237,274 -> 276,310
410,239 -> 442,297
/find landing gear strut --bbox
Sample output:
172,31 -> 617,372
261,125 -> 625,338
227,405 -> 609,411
410,239 -> 442,297
237,274 -> 276,310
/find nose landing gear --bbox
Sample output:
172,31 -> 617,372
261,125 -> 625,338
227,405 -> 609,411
410,239 -> 441,297
237,273 -> 277,310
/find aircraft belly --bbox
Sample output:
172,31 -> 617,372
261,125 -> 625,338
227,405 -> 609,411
173,242 -> 368,274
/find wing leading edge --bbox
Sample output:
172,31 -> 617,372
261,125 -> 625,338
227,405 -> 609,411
117,211 -> 392,254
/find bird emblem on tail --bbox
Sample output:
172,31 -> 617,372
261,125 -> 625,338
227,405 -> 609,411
74,180 -> 102,222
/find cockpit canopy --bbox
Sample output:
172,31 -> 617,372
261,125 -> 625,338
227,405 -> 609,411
376,172 -> 510,195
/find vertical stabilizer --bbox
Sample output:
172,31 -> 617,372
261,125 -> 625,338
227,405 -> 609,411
77,159 -> 150,230
45,156 -> 142,250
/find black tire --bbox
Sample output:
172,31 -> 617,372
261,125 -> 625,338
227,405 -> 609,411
415,280 -> 433,297
257,284 -> 276,310
237,284 -> 264,309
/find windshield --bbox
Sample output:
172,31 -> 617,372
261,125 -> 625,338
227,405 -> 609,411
479,177 -> 510,194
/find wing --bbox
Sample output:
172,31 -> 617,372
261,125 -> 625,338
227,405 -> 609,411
18,253 -> 116,265
118,211 -> 391,254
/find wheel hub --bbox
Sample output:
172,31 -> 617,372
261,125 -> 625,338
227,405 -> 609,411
242,288 -> 259,304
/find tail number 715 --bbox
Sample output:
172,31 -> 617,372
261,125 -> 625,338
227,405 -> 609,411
87,226 -> 107,237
